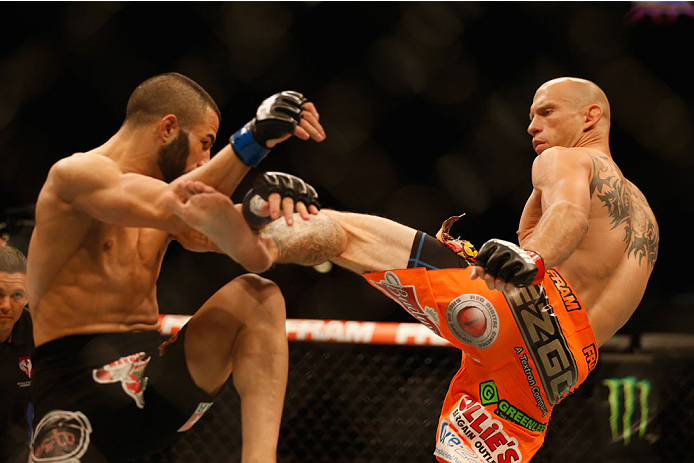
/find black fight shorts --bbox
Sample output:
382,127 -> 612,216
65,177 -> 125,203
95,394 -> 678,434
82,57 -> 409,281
29,324 -> 215,462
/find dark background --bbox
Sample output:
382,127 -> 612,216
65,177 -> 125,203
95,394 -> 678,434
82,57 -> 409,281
1,2 -> 692,336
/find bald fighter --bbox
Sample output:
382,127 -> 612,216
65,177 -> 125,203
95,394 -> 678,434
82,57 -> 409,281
164,77 -> 658,462
26,73 -> 325,462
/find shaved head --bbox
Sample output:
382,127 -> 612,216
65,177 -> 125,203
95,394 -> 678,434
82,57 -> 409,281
528,77 -> 612,153
537,77 -> 611,123
123,72 -> 221,130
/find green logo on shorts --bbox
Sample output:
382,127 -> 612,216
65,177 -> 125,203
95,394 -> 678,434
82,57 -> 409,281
479,379 -> 547,432
479,380 -> 499,406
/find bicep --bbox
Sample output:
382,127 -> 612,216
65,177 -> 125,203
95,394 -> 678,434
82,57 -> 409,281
526,151 -> 592,263
84,174 -> 175,227
50,157 -> 182,232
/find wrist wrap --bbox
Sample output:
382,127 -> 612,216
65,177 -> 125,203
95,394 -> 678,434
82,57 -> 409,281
526,250 -> 546,285
230,123 -> 271,167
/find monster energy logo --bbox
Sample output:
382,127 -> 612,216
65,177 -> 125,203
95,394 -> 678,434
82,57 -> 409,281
603,376 -> 651,446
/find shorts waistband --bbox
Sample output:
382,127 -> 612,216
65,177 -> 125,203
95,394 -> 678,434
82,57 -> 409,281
33,330 -> 161,367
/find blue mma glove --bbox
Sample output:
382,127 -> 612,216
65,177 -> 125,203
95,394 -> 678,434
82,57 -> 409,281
230,91 -> 307,167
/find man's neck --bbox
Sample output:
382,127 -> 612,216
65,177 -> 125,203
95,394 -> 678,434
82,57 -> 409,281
574,128 -> 611,156
95,127 -> 163,179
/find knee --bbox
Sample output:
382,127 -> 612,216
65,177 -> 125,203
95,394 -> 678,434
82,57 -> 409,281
218,274 -> 286,325
233,273 -> 281,297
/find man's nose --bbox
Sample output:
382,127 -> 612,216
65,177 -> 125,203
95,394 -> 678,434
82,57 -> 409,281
527,118 -> 541,136
0,296 -> 11,311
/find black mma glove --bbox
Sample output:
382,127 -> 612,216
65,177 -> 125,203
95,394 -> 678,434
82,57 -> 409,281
230,91 -> 307,167
475,239 -> 545,287
242,172 -> 321,229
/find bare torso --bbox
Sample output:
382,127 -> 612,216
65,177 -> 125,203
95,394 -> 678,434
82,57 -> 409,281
518,148 -> 658,346
27,153 -> 171,346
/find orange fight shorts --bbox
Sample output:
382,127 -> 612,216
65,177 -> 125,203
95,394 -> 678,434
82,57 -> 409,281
363,231 -> 598,463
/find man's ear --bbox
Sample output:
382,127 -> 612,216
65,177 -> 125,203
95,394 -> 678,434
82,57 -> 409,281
583,104 -> 603,131
158,114 -> 179,143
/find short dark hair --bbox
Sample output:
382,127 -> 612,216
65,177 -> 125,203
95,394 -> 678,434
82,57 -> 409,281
0,245 -> 26,274
123,72 -> 221,129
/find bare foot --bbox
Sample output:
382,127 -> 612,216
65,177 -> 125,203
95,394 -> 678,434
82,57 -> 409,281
163,181 -> 236,238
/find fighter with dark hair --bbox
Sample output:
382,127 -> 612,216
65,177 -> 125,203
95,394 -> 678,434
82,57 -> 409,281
26,72 -> 325,462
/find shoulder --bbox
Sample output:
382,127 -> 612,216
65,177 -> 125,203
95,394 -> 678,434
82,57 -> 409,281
532,147 -> 593,184
49,152 -> 118,181
532,147 -> 593,171
45,153 -> 121,202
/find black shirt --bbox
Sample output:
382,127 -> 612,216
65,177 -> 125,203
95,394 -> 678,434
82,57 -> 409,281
0,309 -> 34,463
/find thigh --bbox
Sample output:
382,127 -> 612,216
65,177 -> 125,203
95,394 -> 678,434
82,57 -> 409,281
30,332 -> 198,462
183,273 -> 285,395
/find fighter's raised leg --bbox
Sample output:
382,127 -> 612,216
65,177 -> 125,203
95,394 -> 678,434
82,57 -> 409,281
162,175 -> 419,274
263,209 -> 416,273
184,274 -> 288,463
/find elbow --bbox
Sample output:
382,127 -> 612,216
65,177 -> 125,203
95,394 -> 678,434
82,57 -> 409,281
160,212 -> 188,236
564,208 -> 589,257
147,206 -> 185,235
153,191 -> 189,235
562,205 -> 589,251
553,200 -> 589,236
571,206 -> 589,239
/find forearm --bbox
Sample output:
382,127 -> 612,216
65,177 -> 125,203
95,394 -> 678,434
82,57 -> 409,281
180,90 -> 323,195
174,144 -> 250,195
520,201 -> 588,268
203,203 -> 273,273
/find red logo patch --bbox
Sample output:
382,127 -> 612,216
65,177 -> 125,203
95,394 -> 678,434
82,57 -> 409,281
92,352 -> 151,409
19,356 -> 32,378
446,294 -> 499,349
456,306 -> 487,338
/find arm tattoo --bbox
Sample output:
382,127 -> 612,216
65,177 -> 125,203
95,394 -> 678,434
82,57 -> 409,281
261,212 -> 347,266
589,155 -> 659,268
